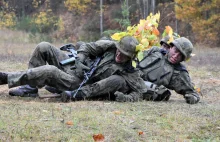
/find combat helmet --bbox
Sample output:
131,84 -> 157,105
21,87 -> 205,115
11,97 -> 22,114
115,36 -> 139,58
160,33 -> 180,46
160,35 -> 170,46
170,37 -> 193,61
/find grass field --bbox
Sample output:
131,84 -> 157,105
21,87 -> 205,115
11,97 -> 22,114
0,29 -> 219,141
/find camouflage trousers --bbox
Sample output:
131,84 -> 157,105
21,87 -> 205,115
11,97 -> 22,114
8,42 -> 82,91
79,75 -> 130,99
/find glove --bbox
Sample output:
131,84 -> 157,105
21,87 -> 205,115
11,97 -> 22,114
114,91 -> 137,102
114,91 -> 126,102
184,94 -> 199,104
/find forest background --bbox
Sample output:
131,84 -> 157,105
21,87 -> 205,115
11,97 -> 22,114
0,0 -> 219,46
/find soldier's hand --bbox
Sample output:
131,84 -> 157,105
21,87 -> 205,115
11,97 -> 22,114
75,53 -> 90,71
184,94 -> 199,104
74,58 -> 90,77
75,59 -> 90,71
114,91 -> 126,102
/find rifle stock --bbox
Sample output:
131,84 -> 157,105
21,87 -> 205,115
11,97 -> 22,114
72,57 -> 101,98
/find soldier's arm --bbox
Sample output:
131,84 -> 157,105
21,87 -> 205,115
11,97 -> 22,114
168,70 -> 200,104
77,40 -> 116,57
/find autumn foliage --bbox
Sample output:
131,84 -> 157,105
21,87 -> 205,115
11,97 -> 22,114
175,0 -> 220,45
64,0 -> 92,14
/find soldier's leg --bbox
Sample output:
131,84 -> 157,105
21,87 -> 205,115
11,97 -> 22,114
60,75 -> 130,102
8,65 -> 82,97
79,75 -> 130,98
28,42 -> 69,69
9,42 -> 73,97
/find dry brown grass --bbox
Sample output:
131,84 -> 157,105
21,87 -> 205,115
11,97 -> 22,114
0,29 -> 219,141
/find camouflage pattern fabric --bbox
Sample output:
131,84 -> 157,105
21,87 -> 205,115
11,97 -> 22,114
79,75 -> 130,98
138,46 -> 200,103
76,39 -> 147,99
8,42 -> 82,91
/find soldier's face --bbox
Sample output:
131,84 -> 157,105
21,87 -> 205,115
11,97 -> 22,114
161,43 -> 170,51
168,46 -> 183,64
115,49 -> 130,63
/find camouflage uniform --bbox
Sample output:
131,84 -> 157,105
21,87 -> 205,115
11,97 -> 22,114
138,46 -> 200,103
67,38 -> 147,101
8,42 -> 82,91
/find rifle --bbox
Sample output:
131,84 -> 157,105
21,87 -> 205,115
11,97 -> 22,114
59,43 -> 77,65
72,57 -> 101,98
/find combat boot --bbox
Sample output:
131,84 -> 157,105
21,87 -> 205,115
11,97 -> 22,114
0,72 -> 8,85
61,90 -> 86,102
9,85 -> 38,97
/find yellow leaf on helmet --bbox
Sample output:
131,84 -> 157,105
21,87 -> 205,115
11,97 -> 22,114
165,26 -> 172,34
127,26 -> 132,31
139,19 -> 145,26
143,41 -> 149,47
141,38 -> 148,44
152,28 -> 160,36
111,33 -> 121,41
154,12 -> 160,22
168,29 -> 173,37
132,61 -> 137,68
148,35 -> 157,40
137,51 -> 144,61
168,36 -> 174,44
136,44 -> 145,52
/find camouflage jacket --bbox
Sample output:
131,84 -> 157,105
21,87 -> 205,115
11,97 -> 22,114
77,39 -> 148,94
138,46 -> 200,101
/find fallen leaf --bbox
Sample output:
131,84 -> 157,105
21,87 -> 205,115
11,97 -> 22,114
113,110 -> 123,115
66,121 -> 73,126
138,131 -> 144,135
196,87 -> 201,93
93,133 -> 105,142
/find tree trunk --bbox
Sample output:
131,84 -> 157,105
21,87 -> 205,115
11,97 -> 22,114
151,0 -> 155,14
175,18 -> 178,33
126,0 -> 129,21
137,0 -> 143,19
146,0 -> 149,17
100,0 -> 103,36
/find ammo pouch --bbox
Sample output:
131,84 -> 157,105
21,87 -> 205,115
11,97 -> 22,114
143,82 -> 171,101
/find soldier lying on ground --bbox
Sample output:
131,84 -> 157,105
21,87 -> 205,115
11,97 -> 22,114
0,36 -> 147,101
115,37 -> 200,104
60,37 -> 200,104
60,36 -> 148,102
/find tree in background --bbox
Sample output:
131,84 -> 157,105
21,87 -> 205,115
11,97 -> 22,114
175,0 -> 220,45
64,0 -> 92,15
0,1 -> 16,29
